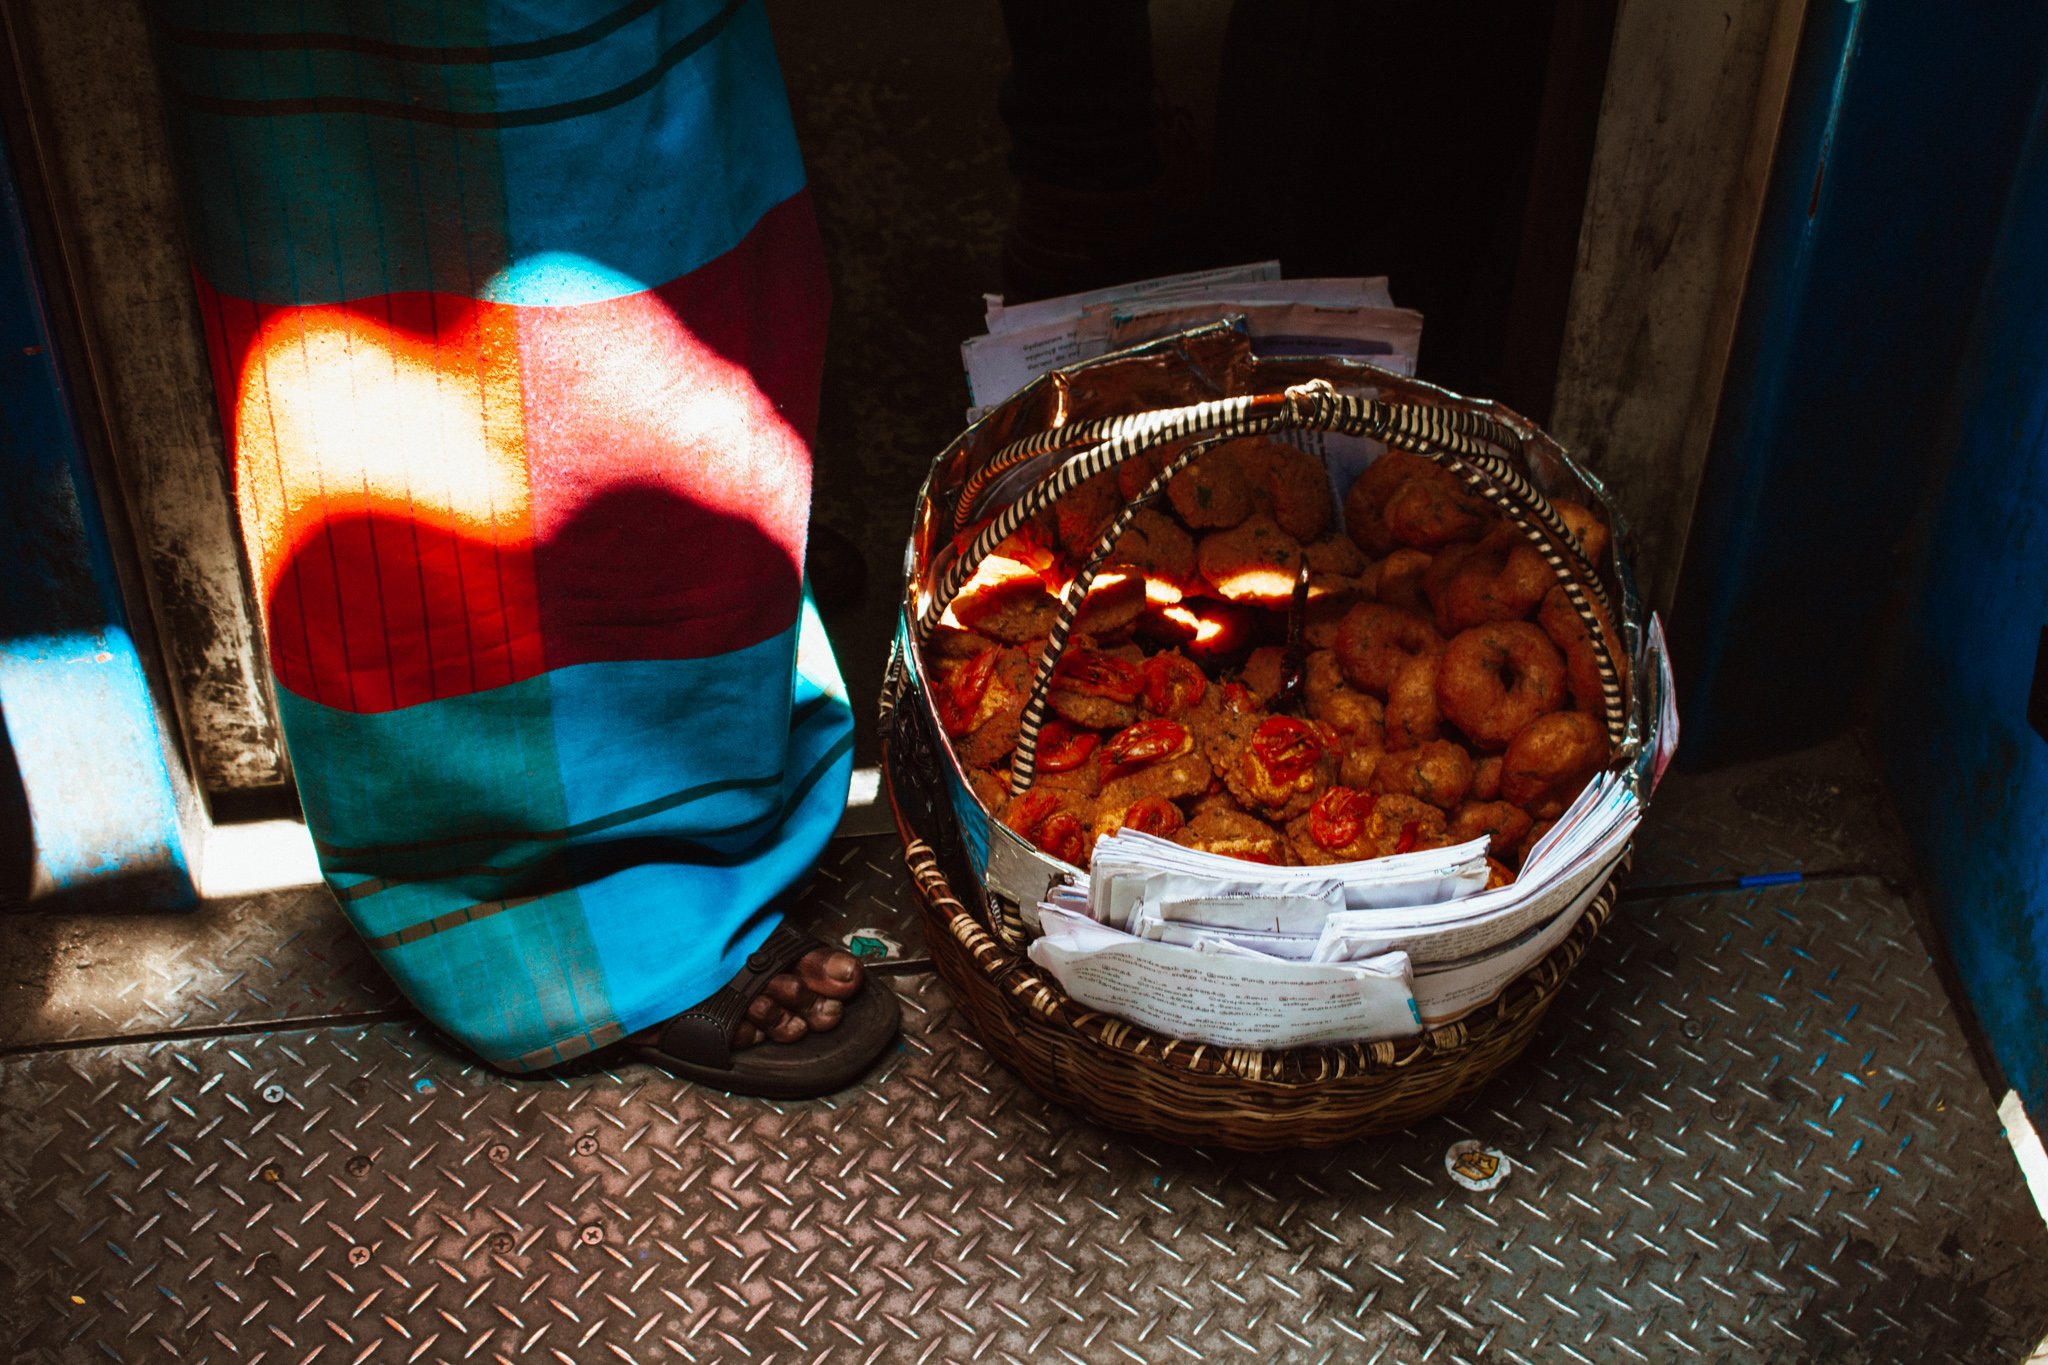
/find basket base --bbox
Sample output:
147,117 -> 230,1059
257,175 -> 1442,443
883,745 -> 1617,1151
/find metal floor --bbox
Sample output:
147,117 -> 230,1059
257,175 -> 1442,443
2,739 -> 2044,1364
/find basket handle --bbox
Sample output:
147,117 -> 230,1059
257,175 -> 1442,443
912,381 -> 1624,792
916,384 -> 1523,643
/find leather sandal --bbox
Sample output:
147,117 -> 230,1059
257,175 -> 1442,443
632,924 -> 900,1098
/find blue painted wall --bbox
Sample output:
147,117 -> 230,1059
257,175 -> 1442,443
1672,0 -> 2048,1118
0,133 -> 194,912
1881,71 -> 2048,1121
1674,2 -> 2048,767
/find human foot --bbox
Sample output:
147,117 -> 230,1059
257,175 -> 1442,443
633,927 -> 900,1099
731,945 -> 865,1047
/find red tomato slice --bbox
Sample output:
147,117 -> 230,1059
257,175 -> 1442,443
939,649 -> 999,735
1120,796 -> 1185,837
1053,650 -> 1144,703
1141,652 -> 1207,715
1034,720 -> 1099,773
1034,811 -> 1087,864
1101,719 -> 1193,776
1251,716 -> 1323,782
1003,788 -> 1062,836
1394,819 -> 1422,854
1308,788 -> 1376,850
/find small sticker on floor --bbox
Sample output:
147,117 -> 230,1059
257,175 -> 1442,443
843,928 -> 904,962
1445,1140 -> 1510,1192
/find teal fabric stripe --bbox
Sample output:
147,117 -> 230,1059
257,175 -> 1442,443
335,697 -> 850,911
316,692 -> 836,868
158,0 -> 663,65
363,672 -> 851,1071
358,724 -> 850,949
160,0 -> 806,305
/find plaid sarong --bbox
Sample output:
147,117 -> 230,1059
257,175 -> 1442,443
159,0 -> 852,1070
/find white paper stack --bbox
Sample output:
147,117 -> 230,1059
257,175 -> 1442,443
1026,700 -> 1664,1052
961,263 -> 1425,416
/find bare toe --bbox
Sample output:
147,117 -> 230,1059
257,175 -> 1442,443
766,1010 -> 809,1044
766,973 -> 816,1012
733,1022 -> 764,1049
746,993 -> 784,1028
804,997 -> 844,1033
797,947 -> 864,1000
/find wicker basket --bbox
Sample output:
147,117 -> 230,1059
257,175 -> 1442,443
880,324 -> 1661,1150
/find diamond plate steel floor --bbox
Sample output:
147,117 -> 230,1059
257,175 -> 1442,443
2,744 -> 2044,1364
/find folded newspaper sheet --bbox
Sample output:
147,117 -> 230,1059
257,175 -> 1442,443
962,263 -> 1422,415
1027,768 -> 1643,1050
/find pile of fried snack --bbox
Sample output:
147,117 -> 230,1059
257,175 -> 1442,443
927,437 -> 1625,887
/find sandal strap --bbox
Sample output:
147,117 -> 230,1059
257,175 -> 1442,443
653,924 -> 820,1071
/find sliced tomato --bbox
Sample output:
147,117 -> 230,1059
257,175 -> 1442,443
1035,720 -> 1098,772
1002,788 -> 1062,836
1052,650 -> 1144,703
1120,796 -> 1185,838
1251,715 -> 1323,783
938,649 -> 999,735
1101,718 -> 1193,776
1141,652 -> 1208,715
1308,787 -> 1376,850
1219,682 -> 1260,714
1394,819 -> 1422,854
1033,811 -> 1088,864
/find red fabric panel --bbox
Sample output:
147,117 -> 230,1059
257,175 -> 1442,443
193,190 -> 827,714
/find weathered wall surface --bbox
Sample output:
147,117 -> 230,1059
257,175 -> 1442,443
5,0 -> 285,794
1549,0 -> 1806,613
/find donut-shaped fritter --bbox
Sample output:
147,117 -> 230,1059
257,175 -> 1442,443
1447,800 -> 1535,862
1373,548 -> 1433,615
1379,793 -> 1451,852
1551,498 -> 1611,564
1333,603 -> 1445,694
1537,585 -> 1629,714
1437,622 -> 1568,748
1197,514 -> 1305,606
1500,711 -> 1608,815
1423,534 -> 1552,634
1235,440 -> 1335,541
1381,476 -> 1493,549
952,561 -> 1057,643
1173,807 -> 1291,864
1371,741 -> 1474,811
1470,754 -> 1504,801
1343,450 -> 1447,556
1168,444 -> 1256,529
1105,508 -> 1199,601
1384,654 -> 1442,750
1305,650 -> 1386,748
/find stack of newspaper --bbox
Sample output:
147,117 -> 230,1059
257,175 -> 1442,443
960,261 -> 1425,419
1028,770 -> 1645,1050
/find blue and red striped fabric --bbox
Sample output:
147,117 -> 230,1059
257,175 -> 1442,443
159,0 -> 853,1070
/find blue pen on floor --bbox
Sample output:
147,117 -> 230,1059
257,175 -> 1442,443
1739,870 -> 1804,888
